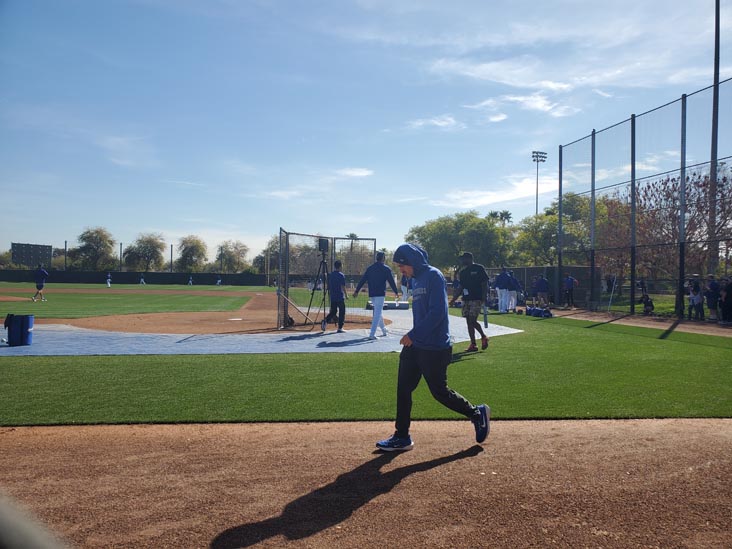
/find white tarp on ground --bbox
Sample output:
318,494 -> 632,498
0,308 -> 522,357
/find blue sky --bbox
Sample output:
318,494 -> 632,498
1,0 -> 730,261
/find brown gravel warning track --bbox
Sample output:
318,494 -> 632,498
0,419 -> 729,548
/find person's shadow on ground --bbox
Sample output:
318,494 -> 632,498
209,445 -> 484,548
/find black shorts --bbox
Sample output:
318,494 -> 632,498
36,284 -> 44,291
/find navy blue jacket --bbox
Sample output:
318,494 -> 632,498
495,270 -> 511,289
355,262 -> 399,297
393,244 -> 451,351
34,268 -> 49,285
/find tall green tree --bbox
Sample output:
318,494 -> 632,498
0,249 -> 16,269
175,235 -> 208,273
77,227 -> 116,271
215,240 -> 250,273
547,193 -> 592,266
124,233 -> 166,272
252,235 -> 280,277
405,210 -> 510,269
513,214 -> 559,266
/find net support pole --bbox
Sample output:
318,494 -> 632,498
590,129 -> 596,308
557,144 -> 564,307
630,114 -> 637,315
677,95 -> 688,318
708,0 -> 721,275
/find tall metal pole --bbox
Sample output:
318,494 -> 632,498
630,115 -> 637,315
535,161 -> 539,216
557,146 -> 563,307
64,240 -> 67,271
708,0 -> 720,275
532,151 -> 547,216
590,130 -> 596,308
170,244 -> 173,273
119,242 -> 122,272
678,94 -> 688,318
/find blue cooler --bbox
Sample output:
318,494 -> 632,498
4,314 -> 34,346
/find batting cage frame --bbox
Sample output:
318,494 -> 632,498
277,229 -> 377,329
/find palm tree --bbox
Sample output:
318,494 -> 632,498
346,233 -> 358,252
498,210 -> 513,227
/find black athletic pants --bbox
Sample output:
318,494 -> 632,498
325,300 -> 345,328
395,345 -> 475,438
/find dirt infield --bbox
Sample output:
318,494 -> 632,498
0,420 -> 729,548
35,291 -> 375,335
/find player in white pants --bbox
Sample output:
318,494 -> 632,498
353,251 -> 400,340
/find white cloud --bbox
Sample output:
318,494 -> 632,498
432,173 -> 557,208
94,135 -> 157,168
488,113 -> 508,123
593,89 -> 614,98
467,92 -> 580,119
407,114 -> 465,130
264,189 -> 303,200
464,98 -> 498,110
334,167 -> 374,177
430,56 -> 572,92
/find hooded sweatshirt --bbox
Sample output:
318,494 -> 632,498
393,244 -> 451,350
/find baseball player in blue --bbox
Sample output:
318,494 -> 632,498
32,264 -> 49,302
375,243 -> 490,452
353,251 -> 400,340
324,260 -> 347,332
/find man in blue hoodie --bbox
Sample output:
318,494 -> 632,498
375,243 -> 490,452
353,251 -> 400,340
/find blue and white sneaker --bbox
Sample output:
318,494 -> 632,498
376,434 -> 414,452
472,404 -> 490,443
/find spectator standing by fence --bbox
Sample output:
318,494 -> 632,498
687,276 -> 704,321
507,270 -> 520,312
705,274 -> 720,322
536,274 -> 550,307
563,273 -> 578,309
495,267 -> 510,313
718,277 -> 732,326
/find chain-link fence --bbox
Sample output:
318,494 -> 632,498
559,78 -> 732,316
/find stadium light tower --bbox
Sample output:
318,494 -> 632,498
532,150 -> 547,216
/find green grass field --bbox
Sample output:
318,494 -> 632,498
0,283 -> 730,425
603,292 -> 677,315
0,283 -> 251,318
